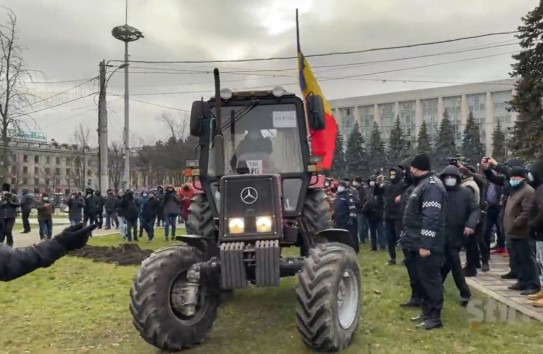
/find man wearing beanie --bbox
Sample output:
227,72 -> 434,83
504,166 -> 540,295
399,154 -> 447,330
0,183 -> 19,247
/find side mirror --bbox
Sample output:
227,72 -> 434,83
190,101 -> 211,137
306,95 -> 325,131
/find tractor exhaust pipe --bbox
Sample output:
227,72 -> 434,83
213,68 -> 225,176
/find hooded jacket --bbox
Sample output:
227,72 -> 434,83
381,167 -> 404,220
504,180 -> 534,239
104,193 -> 119,211
83,189 -> 97,214
528,159 -> 543,240
119,192 -> 139,221
162,188 -> 181,215
95,192 -> 106,213
440,166 -> 481,248
66,194 -> 85,219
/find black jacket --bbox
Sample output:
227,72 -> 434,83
354,185 -> 366,214
83,194 -> 97,214
529,160 -> 543,241
400,172 -> 447,254
440,166 -> 481,248
20,191 -> 34,212
0,240 -> 66,281
66,196 -> 85,219
142,198 -> 161,220
95,195 -> 106,213
119,194 -> 139,221
104,195 -> 119,212
0,192 -> 19,219
363,185 -> 384,221
380,167 -> 404,220
332,190 -> 356,228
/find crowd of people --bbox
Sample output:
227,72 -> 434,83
0,183 -> 195,247
329,154 -> 543,330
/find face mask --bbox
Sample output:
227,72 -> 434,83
510,180 -> 522,188
444,177 -> 457,187
353,182 -> 359,187
527,172 -> 534,182
337,186 -> 346,193
43,197 -> 49,202
143,193 -> 148,198
390,173 -> 396,180
369,181 -> 375,187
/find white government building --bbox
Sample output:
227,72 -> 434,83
329,79 -> 517,155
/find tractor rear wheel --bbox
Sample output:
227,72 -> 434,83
186,194 -> 215,238
296,242 -> 361,352
130,245 -> 220,351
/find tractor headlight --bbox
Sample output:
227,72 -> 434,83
228,218 -> 245,234
256,216 -> 272,233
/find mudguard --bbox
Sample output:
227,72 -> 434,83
309,174 -> 326,189
315,228 -> 357,252
175,234 -> 218,258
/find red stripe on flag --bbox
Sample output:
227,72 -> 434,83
309,112 -> 337,170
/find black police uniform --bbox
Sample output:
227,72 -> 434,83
400,172 -> 447,325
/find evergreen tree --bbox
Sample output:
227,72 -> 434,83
462,111 -> 484,163
509,1 -> 543,159
368,121 -> 386,172
492,120 -> 507,161
330,131 -> 346,178
435,109 -> 456,163
388,115 -> 408,161
417,120 -> 433,156
345,122 -> 368,177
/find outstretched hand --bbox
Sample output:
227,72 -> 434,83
54,224 -> 96,252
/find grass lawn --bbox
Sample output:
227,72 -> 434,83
0,232 -> 542,354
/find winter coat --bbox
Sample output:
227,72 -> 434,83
0,240 -> 66,282
104,195 -> 119,212
141,198 -> 161,220
20,191 -> 34,212
179,188 -> 194,220
36,200 -> 55,221
332,190 -> 356,228
528,160 -> 543,241
399,172 -> 447,254
162,191 -> 181,216
504,181 -> 534,239
83,194 -> 97,215
0,192 -> 19,219
119,194 -> 139,222
354,185 -> 366,214
380,167 -> 404,220
362,186 -> 384,221
95,195 -> 106,214
66,196 -> 85,219
138,195 -> 148,218
440,166 -> 481,249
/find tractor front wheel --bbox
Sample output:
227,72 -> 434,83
296,242 -> 361,352
130,245 -> 220,351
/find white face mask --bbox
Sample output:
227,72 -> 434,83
444,177 -> 457,187
337,186 -> 346,193
369,181 -> 375,187
353,182 -> 359,187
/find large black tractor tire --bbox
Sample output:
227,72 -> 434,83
296,242 -> 361,352
302,189 -> 332,234
130,245 -> 220,351
186,194 -> 215,238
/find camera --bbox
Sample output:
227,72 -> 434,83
446,154 -> 469,167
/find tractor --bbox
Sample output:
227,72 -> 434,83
129,69 -> 361,352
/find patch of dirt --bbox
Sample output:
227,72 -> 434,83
69,243 -> 153,266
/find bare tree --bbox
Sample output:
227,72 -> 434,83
70,124 -> 90,190
156,111 -> 189,140
108,142 -> 123,191
0,9 -> 31,179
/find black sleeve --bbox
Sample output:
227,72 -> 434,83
483,169 -> 506,187
529,190 -> 543,232
419,182 -> 446,250
465,192 -> 481,230
0,241 -> 66,282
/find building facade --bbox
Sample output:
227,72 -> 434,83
329,79 -> 517,155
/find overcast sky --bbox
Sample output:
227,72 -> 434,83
1,0 -> 537,146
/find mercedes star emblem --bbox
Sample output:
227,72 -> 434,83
240,187 -> 258,204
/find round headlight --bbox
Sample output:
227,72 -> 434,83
220,88 -> 233,100
272,86 -> 285,98
256,216 -> 272,233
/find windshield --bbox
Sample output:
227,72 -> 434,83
207,103 -> 304,177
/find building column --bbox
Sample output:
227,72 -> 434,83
354,106 -> 361,126
438,97 -> 444,120
415,99 -> 423,136
486,92 -> 494,155
460,94 -> 469,127
373,104 -> 379,125
394,101 -> 400,120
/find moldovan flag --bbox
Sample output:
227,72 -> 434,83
298,51 -> 338,170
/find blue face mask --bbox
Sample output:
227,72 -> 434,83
510,180 -> 521,188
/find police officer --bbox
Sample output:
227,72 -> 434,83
399,154 -> 447,330
0,224 -> 94,282
332,181 -> 359,253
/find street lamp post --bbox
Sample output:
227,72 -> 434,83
112,21 -> 143,190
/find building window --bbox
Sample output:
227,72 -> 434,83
87,170 -> 93,177
23,166 -> 28,174
23,155 -> 29,163
11,177 -> 16,185
66,168 -> 71,176
11,165 -> 16,174
22,178 -> 28,185
45,167 -> 51,175
55,168 -> 61,175
34,167 -> 39,174
46,156 -> 50,164
34,156 -> 39,163
56,157 -> 61,164
34,178 -> 39,186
